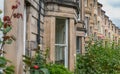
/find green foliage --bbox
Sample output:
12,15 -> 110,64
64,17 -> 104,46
40,68 -> 50,74
76,40 -> 120,74
0,1 -> 22,73
0,18 -> 3,28
0,10 -> 14,74
3,65 -> 14,74
0,57 -> 14,74
23,47 -> 72,74
23,47 -> 46,73
23,50 -> 45,68
0,57 -> 7,67
46,64 -> 73,74
3,26 -> 12,34
0,10 -> 2,14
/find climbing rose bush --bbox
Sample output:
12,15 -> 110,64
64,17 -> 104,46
0,0 -> 22,74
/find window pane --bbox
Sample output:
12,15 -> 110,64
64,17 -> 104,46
55,46 -> 65,65
84,0 -> 88,7
55,19 -> 66,44
76,36 -> 81,54
55,18 -> 68,67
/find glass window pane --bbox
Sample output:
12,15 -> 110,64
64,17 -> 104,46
55,19 -> 66,44
76,36 -> 81,54
55,18 -> 68,67
55,46 -> 65,65
84,0 -> 88,7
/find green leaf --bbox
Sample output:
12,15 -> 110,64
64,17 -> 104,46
40,68 -> 50,74
0,18 -> 3,29
23,55 -> 32,67
4,65 -> 15,74
0,40 -> 3,44
0,10 -> 2,14
3,26 -> 12,34
0,57 -> 7,68
5,39 -> 12,44
23,59 -> 32,67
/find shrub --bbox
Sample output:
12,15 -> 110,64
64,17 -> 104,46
46,64 -> 73,74
23,48 -> 46,73
76,40 -> 120,74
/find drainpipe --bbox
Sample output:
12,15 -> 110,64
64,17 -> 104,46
37,0 -> 41,44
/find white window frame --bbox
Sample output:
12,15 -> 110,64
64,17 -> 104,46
55,19 -> 68,68
85,17 -> 89,36
23,5 -> 27,55
77,0 -> 81,21
84,0 -> 88,7
76,36 -> 81,54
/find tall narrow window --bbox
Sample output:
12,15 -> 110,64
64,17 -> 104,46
108,32 -> 110,38
77,0 -> 81,21
101,26 -> 103,34
105,19 -> 107,25
93,0 -> 96,7
84,0 -> 88,7
115,28 -> 117,33
113,36 -> 114,41
105,30 -> 107,36
94,32 -> 97,40
90,26 -> 92,35
55,18 -> 68,68
85,17 -> 89,36
98,7 -> 101,16
94,14 -> 97,25
112,26 -> 113,31
108,22 -> 110,28
76,36 -> 82,54
98,21 -> 101,32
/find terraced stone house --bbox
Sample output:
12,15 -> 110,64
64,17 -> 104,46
3,0 -> 120,74
84,0 -> 120,45
4,0 -> 85,73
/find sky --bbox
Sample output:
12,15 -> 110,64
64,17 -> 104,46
0,0 -> 4,38
98,0 -> 120,28
0,0 -> 4,18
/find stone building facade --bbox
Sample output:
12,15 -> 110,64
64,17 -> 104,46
3,0 -> 120,74
4,0 -> 44,74
84,0 -> 120,45
4,0 -> 85,73
44,0 -> 86,71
